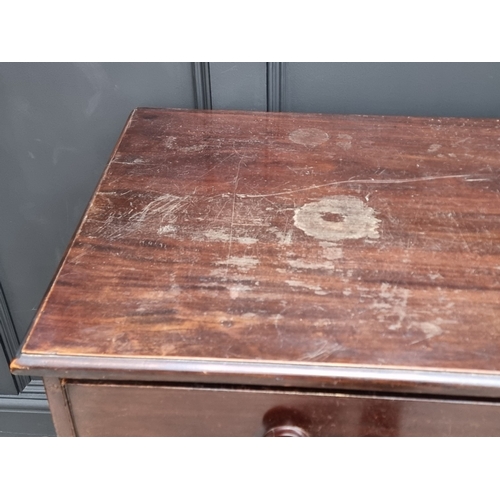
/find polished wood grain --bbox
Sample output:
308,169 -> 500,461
65,382 -> 500,437
13,109 -> 500,391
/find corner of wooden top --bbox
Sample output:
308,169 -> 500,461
9,353 -> 34,375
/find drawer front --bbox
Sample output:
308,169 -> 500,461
64,382 -> 500,437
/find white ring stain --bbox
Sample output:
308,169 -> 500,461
293,196 -> 380,242
289,128 -> 329,147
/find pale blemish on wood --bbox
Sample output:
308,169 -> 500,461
165,136 -> 206,153
157,224 -> 176,235
369,283 -> 410,332
202,229 -> 257,245
336,133 -> 352,150
181,144 -> 206,153
229,284 -> 252,299
216,256 -> 259,271
289,128 -> 329,147
165,136 -> 177,148
285,279 -> 325,294
269,227 -> 293,246
236,236 -> 258,245
428,273 -> 443,281
320,242 -> 343,260
419,322 -> 443,337
287,259 -> 334,270
428,144 -> 442,153
208,269 -> 252,283
409,322 -> 444,345
202,229 -> 231,242
293,196 -> 380,243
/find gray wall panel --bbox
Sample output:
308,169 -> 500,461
0,63 -> 195,340
211,62 -> 266,111
0,348 -> 16,394
0,380 -> 55,435
0,410 -> 55,436
285,63 -> 500,118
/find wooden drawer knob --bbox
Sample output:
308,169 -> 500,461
264,425 -> 309,437
263,406 -> 311,436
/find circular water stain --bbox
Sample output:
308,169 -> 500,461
289,128 -> 329,147
293,196 -> 380,242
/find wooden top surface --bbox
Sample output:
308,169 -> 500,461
14,108 -> 500,388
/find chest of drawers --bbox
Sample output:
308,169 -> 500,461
11,108 -> 500,436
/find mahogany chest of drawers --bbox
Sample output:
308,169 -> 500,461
12,108 -> 500,436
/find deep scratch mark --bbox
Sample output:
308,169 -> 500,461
447,212 -> 472,254
212,196 -> 232,222
226,160 -> 243,276
237,174 -> 487,199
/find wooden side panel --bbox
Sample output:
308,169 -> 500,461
66,382 -> 500,437
43,377 -> 75,437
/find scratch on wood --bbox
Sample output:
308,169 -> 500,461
300,339 -> 344,361
96,193 -> 190,240
447,212 -> 472,253
237,174 -> 486,199
130,194 -> 189,224
226,163 -> 242,272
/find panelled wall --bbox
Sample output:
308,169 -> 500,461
1,62 -> 500,436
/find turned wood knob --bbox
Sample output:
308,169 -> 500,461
264,425 -> 309,437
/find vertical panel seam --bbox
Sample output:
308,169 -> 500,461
192,62 -> 213,110
267,62 -> 286,112
0,283 -> 29,392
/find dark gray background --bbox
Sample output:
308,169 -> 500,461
1,62 -> 499,435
